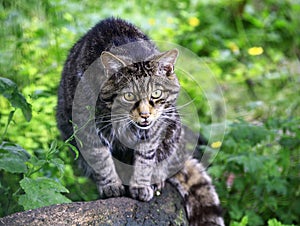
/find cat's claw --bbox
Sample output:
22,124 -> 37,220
152,181 -> 165,191
97,181 -> 125,198
130,185 -> 154,201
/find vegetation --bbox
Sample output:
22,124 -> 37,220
0,0 -> 299,225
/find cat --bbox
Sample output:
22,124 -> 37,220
57,17 -> 224,226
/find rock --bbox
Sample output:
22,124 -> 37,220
0,183 -> 188,225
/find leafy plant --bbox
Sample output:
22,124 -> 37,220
209,119 -> 300,225
0,78 -> 71,216
0,77 -> 32,122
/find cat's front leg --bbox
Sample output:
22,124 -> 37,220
129,150 -> 156,201
81,145 -> 125,198
94,172 -> 125,198
129,184 -> 154,201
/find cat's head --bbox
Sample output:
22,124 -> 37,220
99,49 -> 180,131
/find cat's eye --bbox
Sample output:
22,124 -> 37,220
124,92 -> 136,101
151,89 -> 162,99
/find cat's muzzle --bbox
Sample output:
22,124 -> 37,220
135,119 -> 153,130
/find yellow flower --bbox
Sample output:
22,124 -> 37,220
247,46 -> 264,56
188,17 -> 200,27
148,18 -> 156,26
228,42 -> 239,53
211,141 -> 222,149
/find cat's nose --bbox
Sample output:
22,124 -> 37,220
140,112 -> 150,119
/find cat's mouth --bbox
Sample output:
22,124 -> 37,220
134,120 -> 153,130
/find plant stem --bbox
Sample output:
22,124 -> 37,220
0,110 -> 15,143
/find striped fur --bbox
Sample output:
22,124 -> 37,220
56,17 -> 224,225
169,158 -> 224,226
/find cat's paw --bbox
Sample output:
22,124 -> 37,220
130,185 -> 154,201
97,181 -> 125,198
152,181 -> 165,191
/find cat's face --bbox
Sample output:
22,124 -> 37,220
128,86 -> 164,129
100,49 -> 180,131
115,76 -> 178,130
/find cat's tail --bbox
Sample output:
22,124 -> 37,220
168,158 -> 224,226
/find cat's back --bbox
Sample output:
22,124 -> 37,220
63,18 -> 151,74
88,17 -> 149,47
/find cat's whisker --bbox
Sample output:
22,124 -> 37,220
95,114 -> 129,120
117,117 -> 131,128
99,118 -> 129,123
159,117 -> 182,125
162,112 -> 194,118
176,98 -> 196,110
158,109 -> 183,118
116,119 -> 132,135
161,106 -> 195,116
96,115 -> 129,123
124,120 -> 133,129
162,100 -> 196,113
96,123 -> 112,134
111,113 -> 130,117
157,117 -> 173,124
160,120 -> 181,126
96,118 -> 130,133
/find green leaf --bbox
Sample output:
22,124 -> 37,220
244,211 -> 263,226
27,155 -> 47,170
0,77 -> 32,122
65,143 -> 79,160
49,158 -> 65,176
229,121 -> 270,146
18,177 -> 71,210
1,110 -> 15,140
230,203 -> 244,221
267,218 -> 295,226
279,136 -> 300,149
240,216 -> 249,226
230,216 -> 248,226
48,140 -> 58,156
268,219 -> 282,226
227,152 -> 266,173
0,142 -> 30,173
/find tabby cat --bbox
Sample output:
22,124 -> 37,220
57,17 -> 224,225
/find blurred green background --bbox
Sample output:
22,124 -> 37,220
0,0 -> 299,225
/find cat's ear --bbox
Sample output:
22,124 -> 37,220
154,49 -> 179,79
156,49 -> 179,65
100,51 -> 127,77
